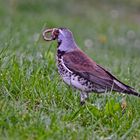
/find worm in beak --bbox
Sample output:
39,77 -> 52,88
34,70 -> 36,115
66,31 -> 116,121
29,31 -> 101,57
43,28 -> 59,41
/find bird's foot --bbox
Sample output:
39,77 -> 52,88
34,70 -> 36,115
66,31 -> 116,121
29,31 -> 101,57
80,101 -> 86,106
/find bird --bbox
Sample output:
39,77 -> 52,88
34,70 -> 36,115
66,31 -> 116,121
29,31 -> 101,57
43,27 -> 140,105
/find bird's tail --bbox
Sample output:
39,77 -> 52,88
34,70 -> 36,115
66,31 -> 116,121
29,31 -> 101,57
124,87 -> 140,97
113,79 -> 140,97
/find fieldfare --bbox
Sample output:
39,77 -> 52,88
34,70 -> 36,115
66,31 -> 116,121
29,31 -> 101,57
43,28 -> 140,105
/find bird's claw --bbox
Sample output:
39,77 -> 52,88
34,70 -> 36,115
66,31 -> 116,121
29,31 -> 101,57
80,101 -> 85,106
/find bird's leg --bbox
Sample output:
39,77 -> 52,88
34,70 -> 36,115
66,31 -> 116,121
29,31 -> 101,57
80,92 -> 89,105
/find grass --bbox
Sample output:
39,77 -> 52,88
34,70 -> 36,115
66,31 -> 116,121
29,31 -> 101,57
0,0 -> 140,139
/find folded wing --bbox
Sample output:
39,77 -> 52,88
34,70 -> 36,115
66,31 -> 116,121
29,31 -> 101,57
63,48 -> 136,94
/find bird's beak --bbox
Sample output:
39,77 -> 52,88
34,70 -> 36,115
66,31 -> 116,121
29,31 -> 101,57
43,28 -> 59,41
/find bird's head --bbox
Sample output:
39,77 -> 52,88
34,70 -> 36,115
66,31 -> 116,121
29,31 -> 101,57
43,27 -> 77,51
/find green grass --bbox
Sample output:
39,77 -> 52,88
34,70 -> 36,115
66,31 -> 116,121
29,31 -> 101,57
1,0 -> 140,139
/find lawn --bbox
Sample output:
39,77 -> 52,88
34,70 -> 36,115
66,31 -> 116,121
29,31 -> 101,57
0,0 -> 140,139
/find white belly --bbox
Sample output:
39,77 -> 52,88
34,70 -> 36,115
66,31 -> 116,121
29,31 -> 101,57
70,75 -> 87,91
63,76 -> 71,85
62,74 -> 88,91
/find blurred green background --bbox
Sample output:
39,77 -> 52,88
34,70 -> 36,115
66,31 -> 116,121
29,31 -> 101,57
1,0 -> 140,50
0,0 -> 140,140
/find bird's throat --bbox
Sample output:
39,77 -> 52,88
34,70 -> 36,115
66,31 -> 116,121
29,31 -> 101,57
57,49 -> 66,58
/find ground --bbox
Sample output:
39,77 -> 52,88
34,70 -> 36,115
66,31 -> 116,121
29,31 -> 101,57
0,0 -> 140,139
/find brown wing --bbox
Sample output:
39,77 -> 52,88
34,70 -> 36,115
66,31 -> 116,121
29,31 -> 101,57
63,48 -> 132,92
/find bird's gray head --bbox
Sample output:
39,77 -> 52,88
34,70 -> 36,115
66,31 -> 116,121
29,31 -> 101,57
43,28 -> 77,52
57,28 -> 73,42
